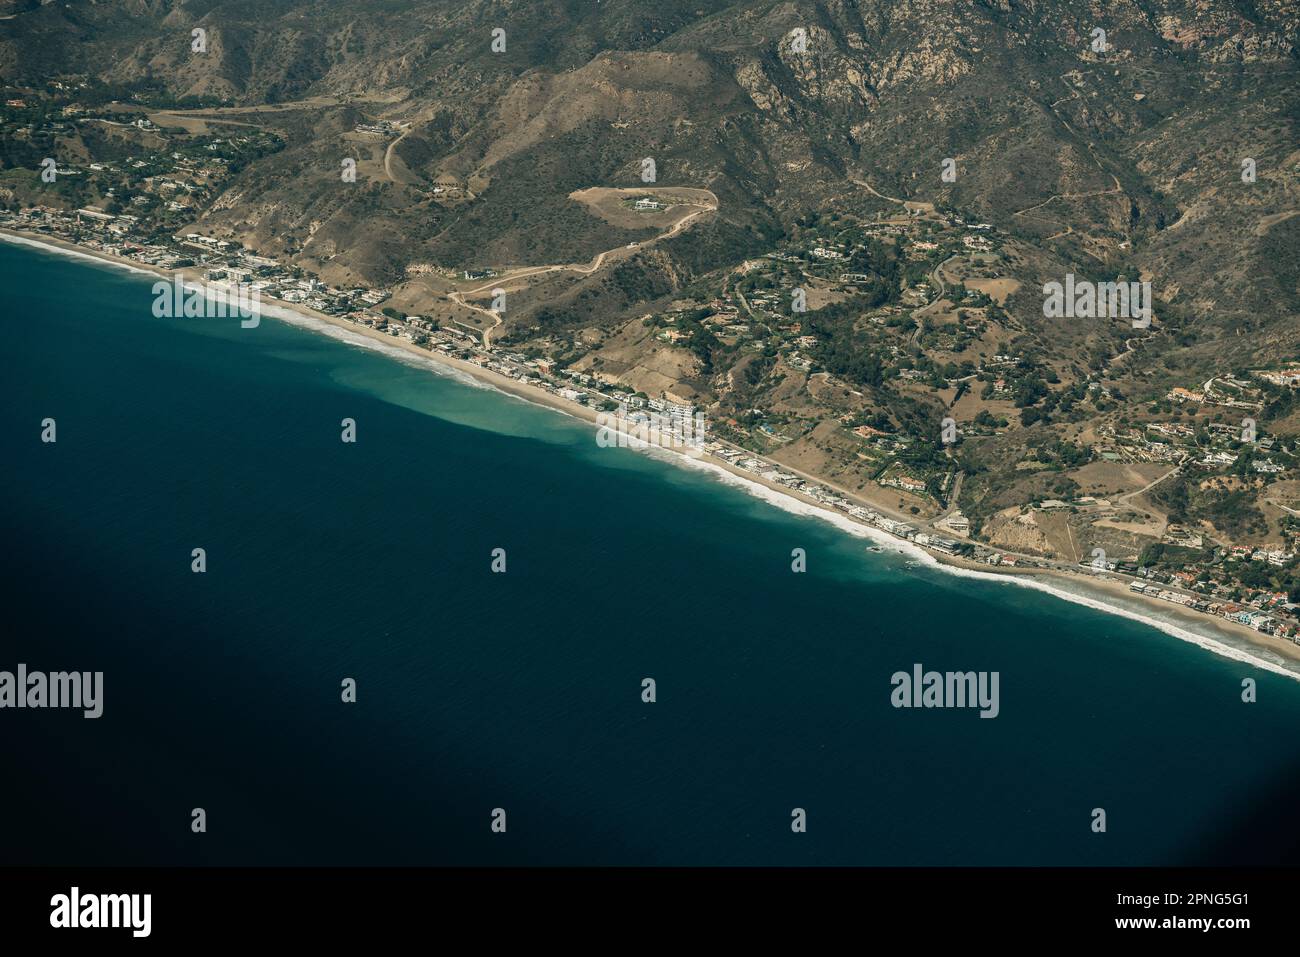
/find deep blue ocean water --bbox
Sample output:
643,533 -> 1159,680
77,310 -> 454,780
4,239 -> 1300,865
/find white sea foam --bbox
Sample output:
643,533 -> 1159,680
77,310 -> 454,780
657,450 -> 1300,682
0,231 -> 504,395
0,231 -> 158,278
10,230 -> 1298,680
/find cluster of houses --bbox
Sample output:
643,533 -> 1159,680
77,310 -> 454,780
1254,367 -> 1300,388
1128,580 -> 1297,641
880,473 -> 928,495
1095,417 -> 1293,470
704,448 -> 966,556
1057,547 -> 1300,641
2,206 -> 394,320
1223,544 -> 1296,566
1069,544 -> 1300,642
1167,376 -> 1266,412
353,120 -> 401,135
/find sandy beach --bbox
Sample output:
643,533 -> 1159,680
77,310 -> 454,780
6,225 -> 1300,678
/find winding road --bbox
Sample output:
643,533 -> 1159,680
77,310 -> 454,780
446,189 -> 719,345
383,124 -> 415,183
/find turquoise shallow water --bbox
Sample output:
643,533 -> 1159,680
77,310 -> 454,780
3,238 -> 1300,865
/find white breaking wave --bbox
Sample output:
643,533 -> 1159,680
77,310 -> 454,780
0,232 -> 505,396
1,232 -> 158,278
657,450 -> 1300,682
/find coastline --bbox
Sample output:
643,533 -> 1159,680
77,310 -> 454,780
667,452 -> 1300,678
6,225 -> 1300,680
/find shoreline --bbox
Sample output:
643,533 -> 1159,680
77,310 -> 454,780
6,226 -> 1300,680
666,452 -> 1300,678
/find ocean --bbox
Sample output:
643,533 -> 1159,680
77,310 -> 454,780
4,238 -> 1300,866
